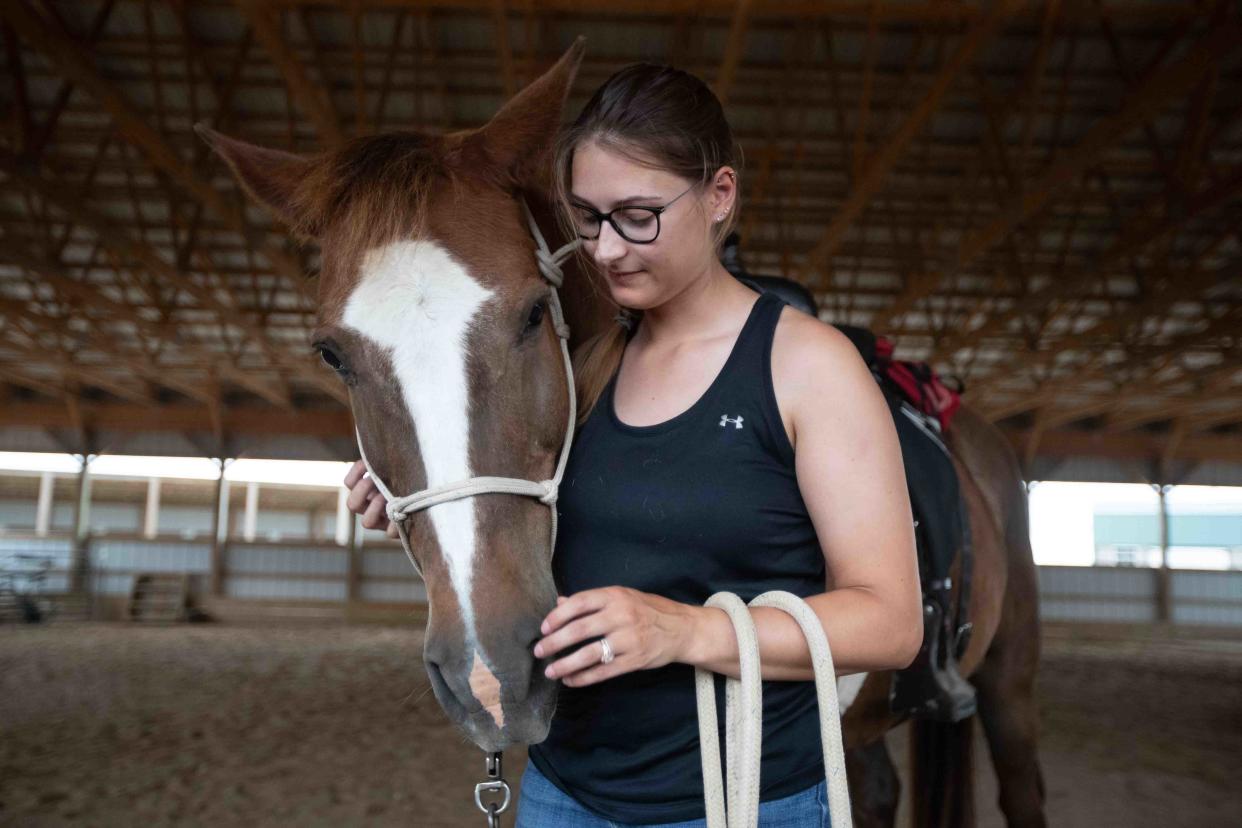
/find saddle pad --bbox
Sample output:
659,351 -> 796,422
883,384 -> 965,594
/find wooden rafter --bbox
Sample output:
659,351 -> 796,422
21,0 -> 117,164
714,0 -> 752,105
980,238 -> 1241,407
235,1 -> 344,146
240,2 -> 1222,26
795,0 -> 1023,286
0,400 -> 354,439
3,21 -> 34,153
981,305 -> 1242,427
490,0 -> 516,98
0,1 -> 1236,471
1,153 -> 344,405
1098,383 -> 1242,434
871,22 -> 1242,332
0,238 -> 307,407
1015,426 -> 1242,466
933,167 -> 1242,365
0,0 -> 315,307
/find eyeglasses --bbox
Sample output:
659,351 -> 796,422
570,183 -> 697,244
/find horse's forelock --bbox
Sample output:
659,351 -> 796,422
313,130 -> 523,315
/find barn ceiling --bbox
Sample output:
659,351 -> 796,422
0,0 -> 1239,481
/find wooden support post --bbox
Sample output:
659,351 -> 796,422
243,481 -> 259,542
70,454 -> 93,593
1155,483 -> 1172,624
35,471 -> 54,537
335,486 -> 351,546
210,460 -> 230,597
346,509 -> 360,605
143,476 -> 161,539
307,504 -> 320,542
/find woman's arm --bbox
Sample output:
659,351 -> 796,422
684,310 -> 922,679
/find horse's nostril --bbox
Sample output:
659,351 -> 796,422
424,658 -> 449,695
517,614 -> 548,653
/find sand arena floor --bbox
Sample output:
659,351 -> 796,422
1,620 -> 1239,827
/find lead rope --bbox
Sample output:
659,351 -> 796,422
695,591 -> 852,828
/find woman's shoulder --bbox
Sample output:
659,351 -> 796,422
769,304 -> 884,438
770,304 -> 872,385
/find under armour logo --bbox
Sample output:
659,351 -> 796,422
719,414 -> 744,430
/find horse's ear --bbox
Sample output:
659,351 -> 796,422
467,37 -> 586,190
195,125 -> 322,236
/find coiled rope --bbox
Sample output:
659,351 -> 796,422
695,591 -> 852,828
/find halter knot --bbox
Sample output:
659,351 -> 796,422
537,480 -> 559,505
385,501 -> 407,525
534,248 -> 565,287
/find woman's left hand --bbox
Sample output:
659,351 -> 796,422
533,587 -> 699,687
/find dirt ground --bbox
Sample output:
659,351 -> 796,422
1,620 -> 1239,827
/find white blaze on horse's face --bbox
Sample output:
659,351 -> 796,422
342,239 -> 493,644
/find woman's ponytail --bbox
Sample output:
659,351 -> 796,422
572,313 -> 637,425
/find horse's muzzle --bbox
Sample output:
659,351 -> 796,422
423,625 -> 558,752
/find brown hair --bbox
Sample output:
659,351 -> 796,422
551,64 -> 743,423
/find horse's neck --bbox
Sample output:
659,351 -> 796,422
527,193 -> 613,347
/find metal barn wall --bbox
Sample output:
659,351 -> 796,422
1,534 -> 425,611
1037,566 -> 1242,627
0,536 -> 73,593
91,539 -> 211,595
1038,566 -> 1159,623
3,533 -> 1238,627
1170,571 -> 1242,626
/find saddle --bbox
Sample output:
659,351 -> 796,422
734,268 -> 977,722
831,324 -> 977,722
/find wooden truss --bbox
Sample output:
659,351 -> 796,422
0,0 -> 1238,475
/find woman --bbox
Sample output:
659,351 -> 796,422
345,63 -> 922,826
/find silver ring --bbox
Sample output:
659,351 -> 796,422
598,637 -> 615,665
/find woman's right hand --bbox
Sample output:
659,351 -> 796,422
343,460 -> 399,539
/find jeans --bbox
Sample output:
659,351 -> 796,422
515,761 -> 831,828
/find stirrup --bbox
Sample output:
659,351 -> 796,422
890,599 -> 977,722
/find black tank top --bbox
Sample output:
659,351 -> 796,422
528,292 -> 827,824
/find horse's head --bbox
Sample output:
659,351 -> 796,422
200,42 -> 586,751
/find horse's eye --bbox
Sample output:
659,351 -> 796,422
315,344 -> 347,374
524,300 -> 546,333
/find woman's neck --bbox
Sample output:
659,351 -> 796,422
638,261 -> 759,348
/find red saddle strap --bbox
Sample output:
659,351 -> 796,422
875,337 -> 962,432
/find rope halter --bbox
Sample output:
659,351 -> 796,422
354,199 -> 580,576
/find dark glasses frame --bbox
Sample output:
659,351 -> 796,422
570,182 -> 697,245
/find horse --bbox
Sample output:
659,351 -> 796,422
202,41 -> 1046,828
